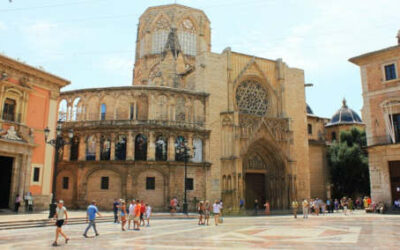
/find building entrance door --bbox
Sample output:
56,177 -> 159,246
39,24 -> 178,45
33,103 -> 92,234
245,173 -> 265,209
389,161 -> 400,202
0,156 -> 13,208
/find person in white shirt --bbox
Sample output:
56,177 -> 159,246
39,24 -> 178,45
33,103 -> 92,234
213,200 -> 222,226
145,204 -> 152,227
127,200 -> 136,230
53,200 -> 70,246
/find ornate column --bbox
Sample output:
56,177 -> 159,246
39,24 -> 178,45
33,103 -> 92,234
95,133 -> 101,161
167,135 -> 175,161
147,131 -> 155,161
78,135 -> 86,161
126,131 -> 134,160
110,133 -> 116,160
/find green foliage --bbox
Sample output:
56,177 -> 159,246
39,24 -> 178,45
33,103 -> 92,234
328,127 -> 370,198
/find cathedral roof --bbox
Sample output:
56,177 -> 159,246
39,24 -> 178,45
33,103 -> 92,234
326,99 -> 363,127
306,104 -> 314,115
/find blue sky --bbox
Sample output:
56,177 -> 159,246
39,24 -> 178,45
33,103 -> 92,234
0,0 -> 399,118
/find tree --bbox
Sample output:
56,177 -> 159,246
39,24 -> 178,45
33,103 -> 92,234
327,127 -> 370,199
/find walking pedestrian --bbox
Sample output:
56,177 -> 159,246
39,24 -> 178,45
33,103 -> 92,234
292,200 -> 299,219
14,194 -> 21,213
52,200 -> 70,246
133,200 -> 141,231
140,200 -> 146,227
198,201 -> 205,225
24,192 -> 33,212
239,199 -> 244,212
264,201 -> 270,215
113,199 -> 119,223
145,203 -> 152,227
213,200 -> 222,226
128,200 -> 135,230
120,201 -> 127,231
83,200 -> 102,238
204,200 -> 211,225
254,199 -> 259,216
302,199 -> 309,219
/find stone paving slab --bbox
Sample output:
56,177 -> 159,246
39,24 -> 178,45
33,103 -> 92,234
0,212 -> 399,249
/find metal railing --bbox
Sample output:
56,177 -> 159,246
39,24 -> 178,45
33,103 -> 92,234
62,119 -> 205,130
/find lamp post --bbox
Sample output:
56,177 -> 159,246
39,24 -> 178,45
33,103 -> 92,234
44,120 -> 73,218
175,139 -> 192,215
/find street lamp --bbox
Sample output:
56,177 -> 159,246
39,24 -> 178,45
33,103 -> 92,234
175,139 -> 193,215
44,120 -> 73,218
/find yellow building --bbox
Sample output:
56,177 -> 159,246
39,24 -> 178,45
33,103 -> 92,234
350,32 -> 400,206
56,4 -> 324,211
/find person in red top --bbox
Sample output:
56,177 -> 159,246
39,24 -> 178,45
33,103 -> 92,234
133,200 -> 141,231
140,200 -> 146,226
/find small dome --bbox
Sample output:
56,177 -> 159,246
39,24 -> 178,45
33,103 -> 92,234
306,104 -> 314,115
326,98 -> 362,126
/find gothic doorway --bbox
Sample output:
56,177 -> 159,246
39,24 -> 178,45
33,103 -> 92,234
0,156 -> 13,208
243,139 -> 292,210
245,173 -> 265,209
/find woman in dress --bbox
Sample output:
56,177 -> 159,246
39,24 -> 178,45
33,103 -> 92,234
198,201 -> 205,225
120,201 -> 127,231
264,201 -> 270,215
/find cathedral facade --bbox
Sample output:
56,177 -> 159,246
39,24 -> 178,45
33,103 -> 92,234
57,4 -> 312,211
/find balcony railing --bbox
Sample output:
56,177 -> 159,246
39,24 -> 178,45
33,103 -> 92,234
2,112 -> 21,123
62,119 -> 205,130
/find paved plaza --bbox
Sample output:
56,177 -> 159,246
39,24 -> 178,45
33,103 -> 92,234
0,212 -> 399,249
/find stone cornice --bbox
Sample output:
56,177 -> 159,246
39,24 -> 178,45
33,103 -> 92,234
0,54 -> 70,89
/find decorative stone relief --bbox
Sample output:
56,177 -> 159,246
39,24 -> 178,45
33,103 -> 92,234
2,126 -> 22,141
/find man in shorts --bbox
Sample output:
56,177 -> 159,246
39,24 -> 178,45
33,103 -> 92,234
133,200 -> 141,231
53,200 -> 70,246
128,200 -> 136,230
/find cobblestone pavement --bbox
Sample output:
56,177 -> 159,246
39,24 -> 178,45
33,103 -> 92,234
0,212 -> 399,249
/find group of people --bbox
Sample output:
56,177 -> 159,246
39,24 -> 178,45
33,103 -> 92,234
197,200 -> 223,226
51,198 -> 152,246
113,199 -> 152,231
13,192 -> 34,213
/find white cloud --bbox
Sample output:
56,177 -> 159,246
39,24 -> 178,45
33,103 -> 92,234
98,55 -> 133,76
0,21 -> 6,30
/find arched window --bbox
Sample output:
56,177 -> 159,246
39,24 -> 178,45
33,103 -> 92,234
100,136 -> 111,160
192,138 -> 203,163
58,99 -> 68,121
227,175 -> 232,190
86,135 -> 96,161
70,136 -> 79,161
115,135 -> 127,160
236,80 -> 268,116
2,98 -> 16,122
135,134 -> 147,161
178,18 -> 196,56
155,135 -> 167,161
100,103 -> 106,120
157,95 -> 168,120
152,17 -> 170,54
175,136 -> 186,161
222,175 -> 227,190
176,97 -> 186,122
71,98 -> 81,121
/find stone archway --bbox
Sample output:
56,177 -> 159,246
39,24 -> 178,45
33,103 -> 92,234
243,139 -> 292,210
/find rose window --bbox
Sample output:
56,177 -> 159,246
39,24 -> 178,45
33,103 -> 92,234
235,81 -> 268,116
